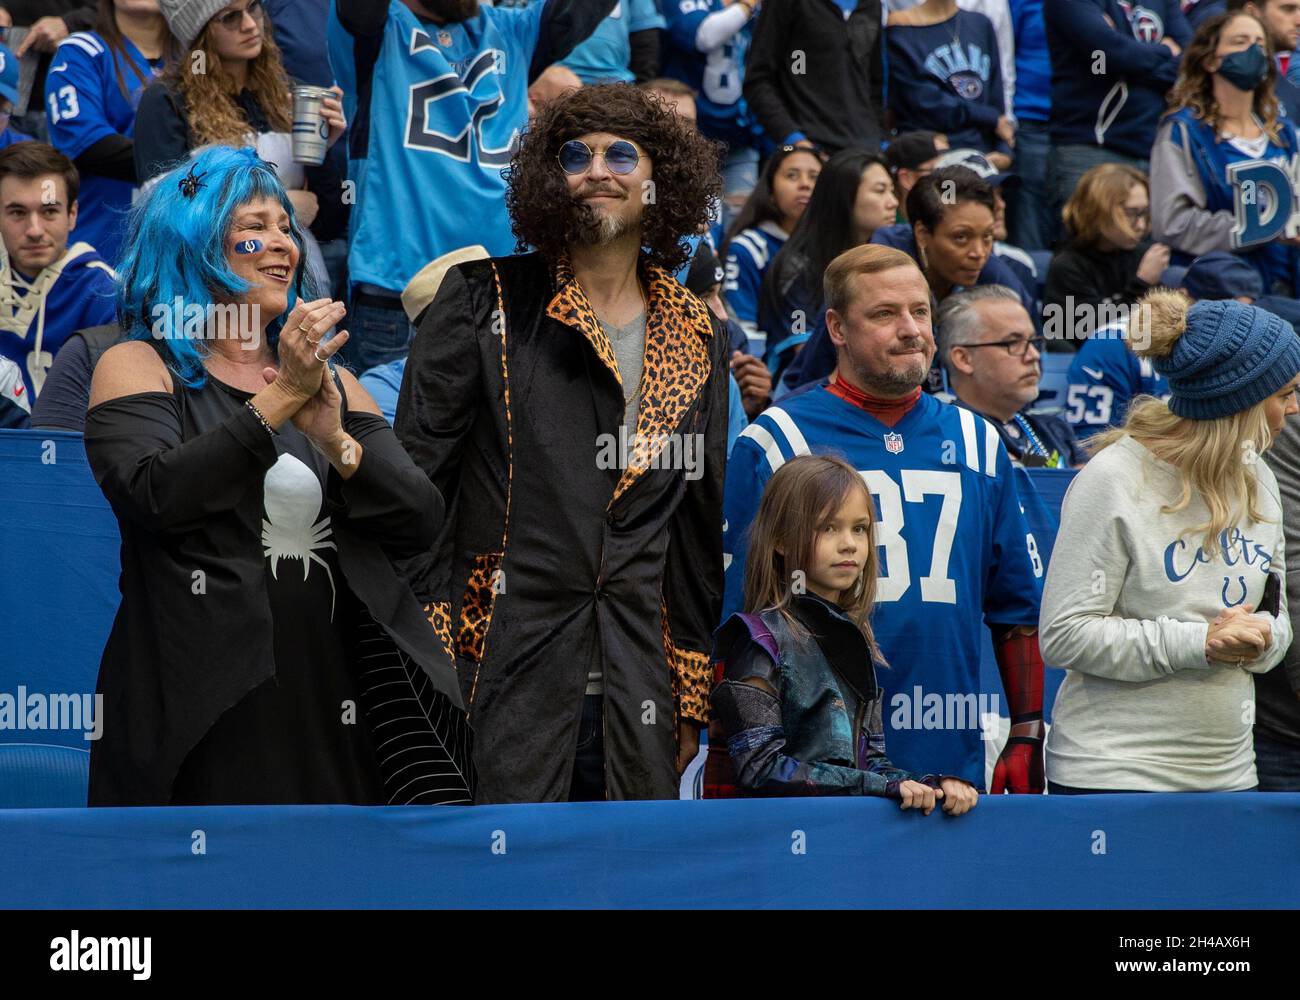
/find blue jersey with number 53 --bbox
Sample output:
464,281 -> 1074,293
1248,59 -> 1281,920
1064,324 -> 1171,440
722,385 -> 1042,787
329,1 -> 543,293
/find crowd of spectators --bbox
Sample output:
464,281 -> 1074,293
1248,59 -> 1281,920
2,0 -> 1298,806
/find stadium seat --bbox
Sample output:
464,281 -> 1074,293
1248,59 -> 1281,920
0,745 -> 89,808
1032,352 -> 1073,414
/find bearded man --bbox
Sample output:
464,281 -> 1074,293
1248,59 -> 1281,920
396,84 -> 729,803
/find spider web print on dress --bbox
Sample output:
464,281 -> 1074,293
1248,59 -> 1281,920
352,612 -> 475,805
261,453 -> 337,621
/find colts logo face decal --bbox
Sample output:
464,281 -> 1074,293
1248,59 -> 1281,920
236,239 -> 264,254
1118,1 -> 1165,43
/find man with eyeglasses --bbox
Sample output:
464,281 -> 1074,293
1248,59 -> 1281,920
722,244 -> 1047,794
395,84 -> 729,804
328,0 -> 617,372
939,284 -> 1085,468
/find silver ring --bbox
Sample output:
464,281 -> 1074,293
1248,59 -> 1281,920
313,346 -> 327,363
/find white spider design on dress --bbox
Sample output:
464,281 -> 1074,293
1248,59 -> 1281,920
262,452 -> 337,621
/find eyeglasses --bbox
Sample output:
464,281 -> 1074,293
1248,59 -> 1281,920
963,335 -> 1046,358
557,139 -> 641,175
213,0 -> 265,31
1121,206 -> 1150,225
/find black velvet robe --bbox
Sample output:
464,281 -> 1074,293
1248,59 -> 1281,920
395,252 -> 728,803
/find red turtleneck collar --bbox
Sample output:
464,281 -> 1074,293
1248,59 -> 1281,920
826,375 -> 922,427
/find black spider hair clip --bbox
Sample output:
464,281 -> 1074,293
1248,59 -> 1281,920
178,164 -> 207,199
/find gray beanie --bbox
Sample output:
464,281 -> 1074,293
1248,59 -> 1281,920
157,0 -> 237,48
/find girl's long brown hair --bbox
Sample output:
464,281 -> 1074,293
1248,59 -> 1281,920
742,454 -> 885,664
1167,12 -> 1283,143
95,0 -> 182,100
167,15 -> 293,148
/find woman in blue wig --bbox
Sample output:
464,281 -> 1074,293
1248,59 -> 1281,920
82,146 -> 471,807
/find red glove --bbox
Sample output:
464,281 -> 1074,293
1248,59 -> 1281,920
992,735 -> 1044,794
992,626 -> 1046,794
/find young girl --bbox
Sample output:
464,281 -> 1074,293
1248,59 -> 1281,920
705,454 -> 979,814
721,145 -> 822,358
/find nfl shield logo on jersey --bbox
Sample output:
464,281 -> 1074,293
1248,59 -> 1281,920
438,31 -> 454,46
884,432 -> 904,454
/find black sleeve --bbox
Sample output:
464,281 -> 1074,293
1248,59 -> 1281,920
59,4 -> 96,32
84,391 -> 281,536
742,4 -> 801,144
628,27 -> 660,84
527,0 -> 620,83
326,410 -> 445,560
30,335 -> 93,432
303,148 -> 348,244
74,134 -> 137,185
334,0 -> 389,36
132,82 -> 192,183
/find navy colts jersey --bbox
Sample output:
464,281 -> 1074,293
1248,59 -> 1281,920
1066,323 -> 1171,439
722,386 -> 1043,787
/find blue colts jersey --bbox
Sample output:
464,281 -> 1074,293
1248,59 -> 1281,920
330,1 -> 544,293
1065,324 -> 1171,439
45,32 -> 160,264
723,386 -> 1043,786
723,221 -> 785,357
661,0 -> 756,147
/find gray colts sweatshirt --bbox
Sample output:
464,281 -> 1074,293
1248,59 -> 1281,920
1040,435 -> 1290,791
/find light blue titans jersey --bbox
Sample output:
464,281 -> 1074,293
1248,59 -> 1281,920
722,386 -> 1043,786
561,0 -> 664,84
45,32 -> 160,264
1065,324 -> 1171,440
723,221 -> 785,357
329,1 -> 544,292
661,0 -> 755,146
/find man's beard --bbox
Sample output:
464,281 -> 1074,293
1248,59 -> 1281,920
422,0 -> 479,22
572,203 -> 635,246
844,340 -> 931,396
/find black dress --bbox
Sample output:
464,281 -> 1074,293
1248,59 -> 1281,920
86,341 -> 467,806
166,374 -> 382,805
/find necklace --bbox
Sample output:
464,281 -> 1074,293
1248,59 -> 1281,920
1012,413 -> 1049,457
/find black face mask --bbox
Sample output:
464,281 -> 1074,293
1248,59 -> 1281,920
1217,43 -> 1270,92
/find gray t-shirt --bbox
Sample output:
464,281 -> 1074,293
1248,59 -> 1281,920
587,312 -> 646,696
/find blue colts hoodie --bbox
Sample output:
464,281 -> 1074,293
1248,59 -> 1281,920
1043,0 -> 1191,158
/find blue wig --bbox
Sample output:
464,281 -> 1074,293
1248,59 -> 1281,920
117,146 -> 314,387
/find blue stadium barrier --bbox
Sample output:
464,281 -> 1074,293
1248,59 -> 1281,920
0,794 -> 1296,908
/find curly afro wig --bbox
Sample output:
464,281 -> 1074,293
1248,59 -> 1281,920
505,83 -> 723,273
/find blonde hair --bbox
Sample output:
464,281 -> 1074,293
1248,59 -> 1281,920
1090,288 -> 1274,552
742,454 -> 885,663
169,19 -> 293,148
823,243 -> 921,317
